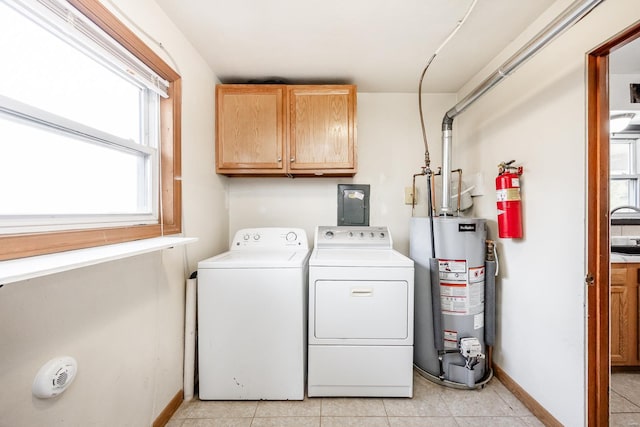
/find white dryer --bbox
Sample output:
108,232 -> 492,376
307,226 -> 414,397
197,228 -> 310,400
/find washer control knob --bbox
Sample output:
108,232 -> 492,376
380,232 -> 385,238
370,232 -> 375,238
286,231 -> 297,241
359,232 -> 364,238
348,231 -> 354,237
253,233 -> 260,241
325,231 -> 334,239
243,234 -> 250,241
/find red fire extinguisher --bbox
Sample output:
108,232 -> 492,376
496,160 -> 523,238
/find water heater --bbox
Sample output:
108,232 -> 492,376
410,216 -> 495,388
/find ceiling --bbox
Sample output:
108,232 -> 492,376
154,0 -> 558,93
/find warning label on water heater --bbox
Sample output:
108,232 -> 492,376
438,259 -> 485,316
443,329 -> 458,349
438,259 -> 466,274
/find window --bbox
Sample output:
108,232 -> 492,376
610,136 -> 640,214
0,0 -> 181,260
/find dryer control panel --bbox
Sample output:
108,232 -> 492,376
315,226 -> 392,249
231,228 -> 309,249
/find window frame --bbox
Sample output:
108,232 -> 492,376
0,0 -> 182,261
610,137 -> 639,206
610,134 -> 640,225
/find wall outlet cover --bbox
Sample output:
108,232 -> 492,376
404,187 -> 416,204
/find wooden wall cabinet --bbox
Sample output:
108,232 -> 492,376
215,85 -> 286,174
611,263 -> 640,366
215,84 -> 357,176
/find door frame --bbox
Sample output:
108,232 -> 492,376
587,22 -> 640,426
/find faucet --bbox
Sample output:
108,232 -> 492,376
611,205 -> 640,215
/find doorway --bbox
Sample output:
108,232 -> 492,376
587,22 -> 640,427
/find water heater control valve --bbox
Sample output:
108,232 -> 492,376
459,337 -> 484,359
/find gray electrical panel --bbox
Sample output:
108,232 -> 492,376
337,184 -> 370,226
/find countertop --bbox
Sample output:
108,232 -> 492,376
611,253 -> 640,263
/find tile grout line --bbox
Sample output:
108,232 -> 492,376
490,380 -> 525,417
611,389 -> 640,413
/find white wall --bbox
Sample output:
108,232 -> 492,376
0,252 -> 182,426
228,92 -> 455,254
0,0 -> 228,425
451,0 -> 640,424
611,74 -> 640,111
611,224 -> 640,237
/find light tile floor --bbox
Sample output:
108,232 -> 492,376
611,371 -> 640,426
167,371 -> 544,427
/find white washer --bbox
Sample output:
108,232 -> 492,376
307,226 -> 414,397
197,228 -> 310,400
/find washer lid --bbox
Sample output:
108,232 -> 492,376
198,249 -> 310,269
309,248 -> 413,268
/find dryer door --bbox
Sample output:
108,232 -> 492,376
313,280 -> 408,340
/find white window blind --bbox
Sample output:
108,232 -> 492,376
6,0 -> 169,98
0,0 -> 164,234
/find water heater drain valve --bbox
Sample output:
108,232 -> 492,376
459,337 -> 484,359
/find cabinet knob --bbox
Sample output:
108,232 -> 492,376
290,157 -> 295,163
277,157 -> 282,162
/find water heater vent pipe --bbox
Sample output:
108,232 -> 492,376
439,0 -> 603,214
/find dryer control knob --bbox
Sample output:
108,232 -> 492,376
286,231 -> 297,241
253,234 -> 260,240
243,234 -> 250,241
324,231 -> 334,239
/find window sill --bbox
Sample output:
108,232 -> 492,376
0,236 -> 197,285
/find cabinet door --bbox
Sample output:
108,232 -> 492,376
611,265 -> 638,366
216,85 -> 285,174
611,284 -> 631,365
288,85 -> 356,175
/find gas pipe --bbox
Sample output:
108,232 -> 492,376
496,160 -> 523,239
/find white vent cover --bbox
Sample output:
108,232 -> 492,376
32,356 -> 77,399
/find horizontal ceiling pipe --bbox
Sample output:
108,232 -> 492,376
439,0 -> 603,215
